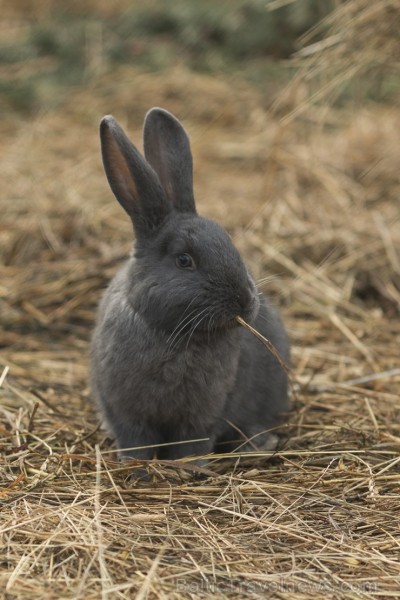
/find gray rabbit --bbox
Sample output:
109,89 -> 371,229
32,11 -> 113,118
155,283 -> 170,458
90,108 -> 290,464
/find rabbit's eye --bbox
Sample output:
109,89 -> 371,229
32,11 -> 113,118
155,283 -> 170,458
176,253 -> 194,269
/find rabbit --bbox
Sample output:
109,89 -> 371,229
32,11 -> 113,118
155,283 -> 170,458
90,107 -> 290,466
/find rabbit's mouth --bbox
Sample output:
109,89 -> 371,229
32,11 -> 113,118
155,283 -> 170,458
192,315 -> 240,333
211,315 -> 244,331
226,316 -> 242,329
211,302 -> 259,331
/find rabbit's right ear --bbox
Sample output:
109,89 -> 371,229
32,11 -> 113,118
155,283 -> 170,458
100,116 -> 171,239
143,108 -> 196,214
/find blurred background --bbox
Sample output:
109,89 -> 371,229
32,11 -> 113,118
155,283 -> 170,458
1,0 -> 399,394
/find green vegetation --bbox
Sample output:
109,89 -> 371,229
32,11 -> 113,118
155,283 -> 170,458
110,0 -> 330,65
1,0 -> 397,115
0,0 -> 332,114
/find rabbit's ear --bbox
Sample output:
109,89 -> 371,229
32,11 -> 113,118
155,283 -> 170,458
143,108 -> 196,214
100,116 -> 171,238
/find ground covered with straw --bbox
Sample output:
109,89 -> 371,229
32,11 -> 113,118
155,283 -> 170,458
1,2 -> 400,599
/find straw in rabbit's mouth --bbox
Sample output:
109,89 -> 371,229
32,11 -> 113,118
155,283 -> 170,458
221,314 -> 254,330
224,317 -> 241,329
236,315 -> 291,375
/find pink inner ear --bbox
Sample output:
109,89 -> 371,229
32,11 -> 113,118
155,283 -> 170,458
104,128 -> 138,205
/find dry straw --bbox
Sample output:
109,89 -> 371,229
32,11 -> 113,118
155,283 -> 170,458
274,0 -> 400,121
1,0 -> 400,597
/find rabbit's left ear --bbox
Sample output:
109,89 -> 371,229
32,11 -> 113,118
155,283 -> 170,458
100,115 -> 172,239
143,108 -> 197,214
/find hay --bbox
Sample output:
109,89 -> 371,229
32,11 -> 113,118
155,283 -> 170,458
275,0 -> 400,124
1,2 -> 400,598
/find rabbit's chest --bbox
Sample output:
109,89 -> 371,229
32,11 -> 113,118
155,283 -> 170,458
135,338 -> 239,421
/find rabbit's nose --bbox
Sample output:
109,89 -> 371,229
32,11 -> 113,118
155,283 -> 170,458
234,279 -> 260,322
236,286 -> 253,312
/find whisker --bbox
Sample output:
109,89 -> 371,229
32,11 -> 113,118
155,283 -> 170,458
168,307 -> 210,355
166,313 -> 200,356
255,274 -> 279,288
164,295 -> 206,354
184,311 -> 210,352
165,294 -> 201,346
165,308 -> 199,351
207,310 -> 214,343
252,312 -> 274,326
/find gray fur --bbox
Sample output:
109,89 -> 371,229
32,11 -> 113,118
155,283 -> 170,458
91,108 -> 290,463
143,107 -> 196,213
